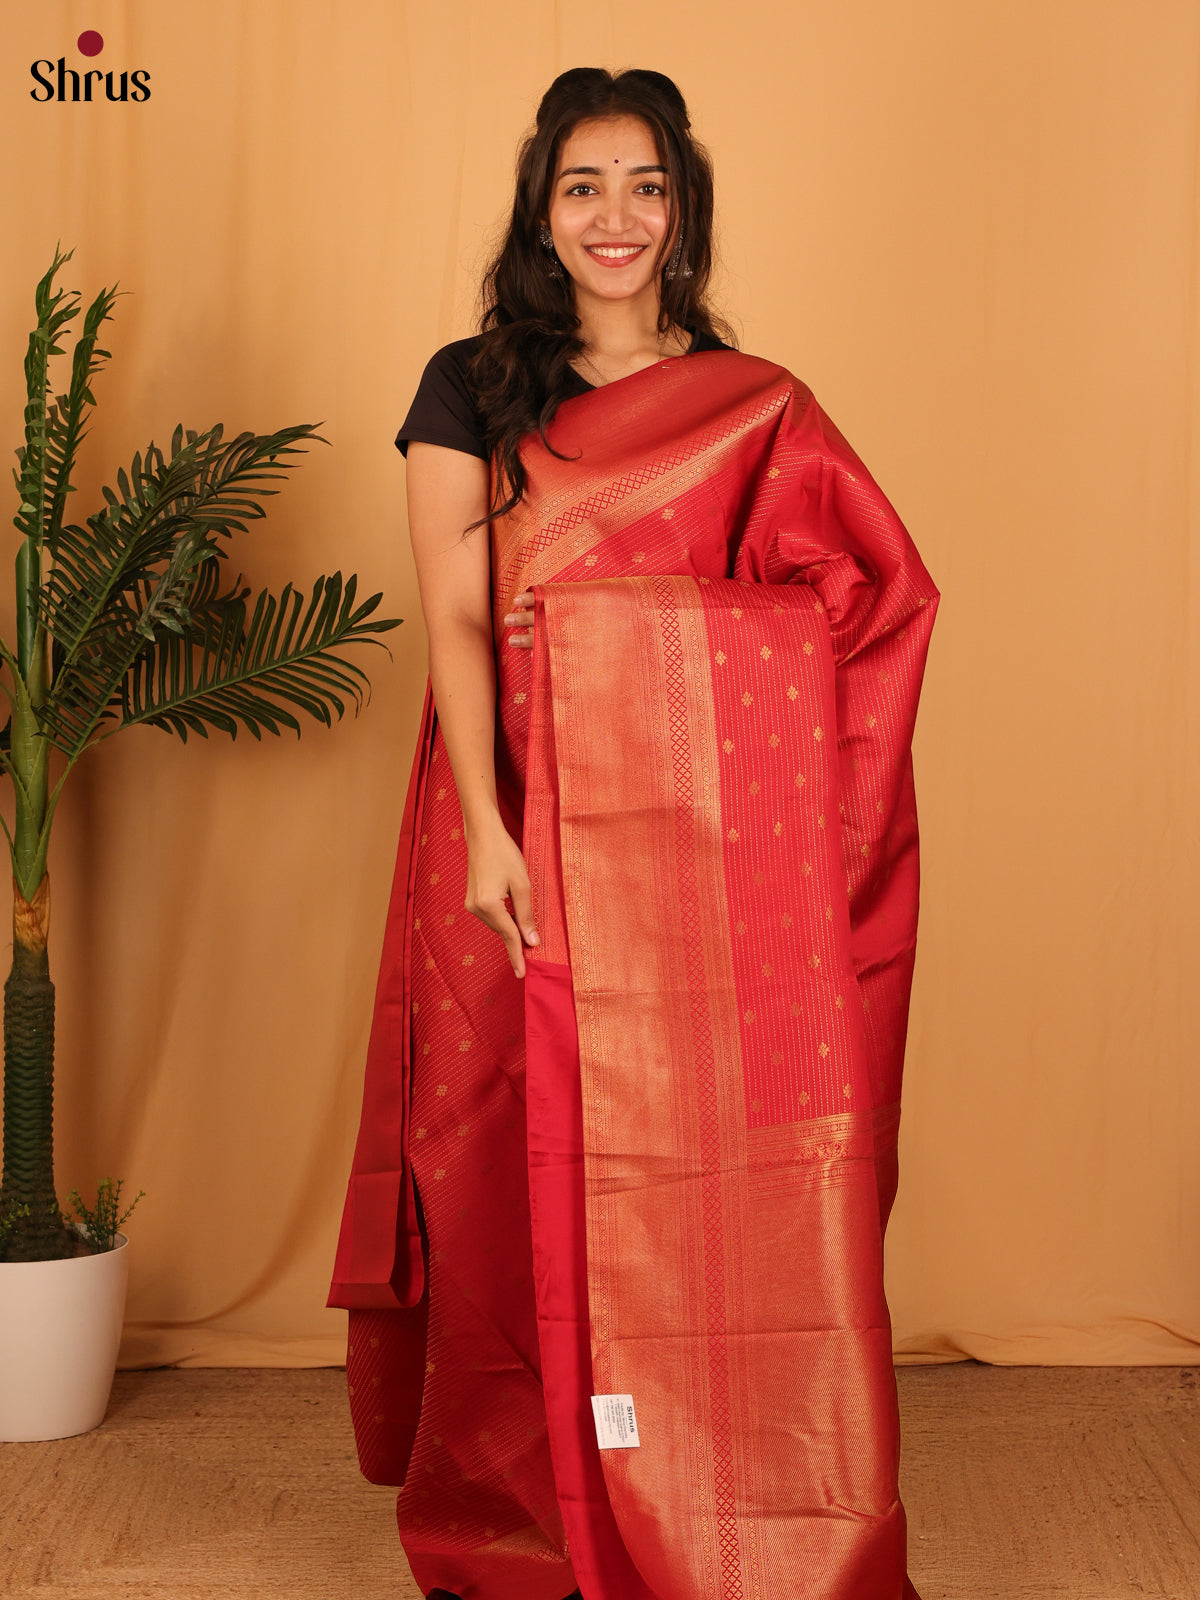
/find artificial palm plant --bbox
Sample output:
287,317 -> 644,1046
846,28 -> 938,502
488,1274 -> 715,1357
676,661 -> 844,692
0,248 -> 399,1263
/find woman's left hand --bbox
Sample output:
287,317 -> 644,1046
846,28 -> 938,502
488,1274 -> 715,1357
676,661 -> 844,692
503,590 -> 535,648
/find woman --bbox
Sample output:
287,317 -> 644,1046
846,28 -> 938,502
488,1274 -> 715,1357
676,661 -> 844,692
329,66 -> 937,1600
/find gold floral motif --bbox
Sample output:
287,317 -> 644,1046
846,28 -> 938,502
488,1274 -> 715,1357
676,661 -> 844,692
803,641 -> 814,656
722,738 -> 734,754
781,912 -> 793,927
422,1042 -> 431,1055
440,998 -> 452,1011
774,821 -> 783,837
414,917 -> 422,930
825,905 -> 834,921
866,714 -> 877,729
787,685 -> 798,700
813,726 -> 823,741
698,575 -> 710,584
749,779 -> 760,795
728,827 -> 739,842
430,872 -> 440,885
445,913 -> 456,925
661,507 -> 675,520
741,691 -> 753,707
753,869 -> 766,887
789,1001 -> 802,1017
412,1001 -> 420,1014
817,813 -> 826,829
744,1008 -> 756,1023
818,1042 -> 830,1058
434,1168 -> 446,1180
633,552 -> 646,562
767,466 -> 780,479
877,671 -> 890,684
458,1039 -> 471,1052
437,787 -> 447,800
514,691 -> 527,705
809,952 -> 821,969
462,953 -> 475,966
715,650 -> 726,665
415,1127 -> 427,1139
794,772 -> 806,788
843,1084 -> 853,1099
751,1096 -> 763,1110
770,1049 -> 784,1065
760,645 -> 772,661
457,1125 -> 469,1137
420,833 -> 428,846
803,861 -> 812,876
425,956 -> 435,971
768,732 -> 780,747
436,1085 -> 448,1096
736,919 -> 747,935
732,606 -> 743,619
762,963 -> 773,977
450,827 -> 462,840
798,1089 -> 810,1105
584,553 -> 598,566
860,843 -> 871,856
835,994 -> 845,1009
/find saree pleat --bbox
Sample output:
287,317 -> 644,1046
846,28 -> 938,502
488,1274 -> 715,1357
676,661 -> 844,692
330,351 -> 938,1600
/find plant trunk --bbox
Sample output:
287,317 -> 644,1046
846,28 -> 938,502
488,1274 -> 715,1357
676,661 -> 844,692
0,875 -> 71,1261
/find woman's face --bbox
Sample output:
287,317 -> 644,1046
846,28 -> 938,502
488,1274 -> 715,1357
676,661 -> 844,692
545,114 -> 677,311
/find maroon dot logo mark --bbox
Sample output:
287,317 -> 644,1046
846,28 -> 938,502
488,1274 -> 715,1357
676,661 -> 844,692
77,31 -> 104,56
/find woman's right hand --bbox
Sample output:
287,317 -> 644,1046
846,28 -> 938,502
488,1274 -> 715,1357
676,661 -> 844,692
464,815 -> 541,978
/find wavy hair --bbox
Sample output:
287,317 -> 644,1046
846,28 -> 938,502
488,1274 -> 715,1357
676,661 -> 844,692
463,67 -> 735,531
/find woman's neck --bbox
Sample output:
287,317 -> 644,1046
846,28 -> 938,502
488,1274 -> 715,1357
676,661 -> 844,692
571,290 -> 690,385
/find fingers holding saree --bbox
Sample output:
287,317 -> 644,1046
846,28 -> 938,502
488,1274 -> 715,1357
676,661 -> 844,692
503,590 -> 536,647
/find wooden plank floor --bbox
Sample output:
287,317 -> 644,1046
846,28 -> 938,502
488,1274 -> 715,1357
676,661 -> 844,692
0,1364 -> 1196,1598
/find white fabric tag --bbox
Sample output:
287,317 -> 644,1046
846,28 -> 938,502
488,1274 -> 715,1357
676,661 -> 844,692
591,1392 -> 640,1450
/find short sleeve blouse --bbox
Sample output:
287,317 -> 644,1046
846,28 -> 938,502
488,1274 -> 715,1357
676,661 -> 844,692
395,328 -> 732,462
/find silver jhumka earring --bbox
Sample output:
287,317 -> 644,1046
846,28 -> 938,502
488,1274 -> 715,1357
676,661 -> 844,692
539,224 -> 564,279
664,235 -> 694,280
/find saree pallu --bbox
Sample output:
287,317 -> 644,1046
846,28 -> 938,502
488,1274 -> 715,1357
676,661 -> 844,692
328,350 -> 938,1600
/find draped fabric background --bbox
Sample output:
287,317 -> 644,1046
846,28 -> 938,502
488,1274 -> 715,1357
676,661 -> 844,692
0,0 -> 1195,1368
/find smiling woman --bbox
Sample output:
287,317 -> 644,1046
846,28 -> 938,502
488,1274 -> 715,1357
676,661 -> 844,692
328,65 -> 937,1600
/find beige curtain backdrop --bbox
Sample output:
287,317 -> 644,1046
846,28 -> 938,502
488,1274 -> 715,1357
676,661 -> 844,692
0,0 -> 1195,1368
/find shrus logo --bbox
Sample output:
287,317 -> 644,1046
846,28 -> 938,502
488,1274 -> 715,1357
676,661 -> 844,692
30,31 -> 151,103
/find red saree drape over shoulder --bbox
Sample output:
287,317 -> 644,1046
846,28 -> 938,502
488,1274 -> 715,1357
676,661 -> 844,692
328,351 -> 938,1600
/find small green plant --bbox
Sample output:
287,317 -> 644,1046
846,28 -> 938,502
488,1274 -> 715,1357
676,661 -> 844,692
0,1200 -> 31,1252
66,1177 -> 144,1251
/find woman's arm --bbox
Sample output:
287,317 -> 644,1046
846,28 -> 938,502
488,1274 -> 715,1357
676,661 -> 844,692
405,442 -> 540,976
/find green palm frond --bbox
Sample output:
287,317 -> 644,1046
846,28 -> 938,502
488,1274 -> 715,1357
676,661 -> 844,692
43,282 -> 118,558
117,572 -> 396,742
42,421 -> 320,657
12,245 -> 86,551
38,422 -> 323,755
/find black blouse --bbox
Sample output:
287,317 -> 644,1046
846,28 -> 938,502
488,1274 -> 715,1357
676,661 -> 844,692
395,328 -> 732,462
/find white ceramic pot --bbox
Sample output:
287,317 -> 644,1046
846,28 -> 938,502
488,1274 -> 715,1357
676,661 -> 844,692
0,1231 -> 129,1441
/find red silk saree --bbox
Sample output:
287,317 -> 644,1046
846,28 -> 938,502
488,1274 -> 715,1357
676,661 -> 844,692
328,350 -> 938,1600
